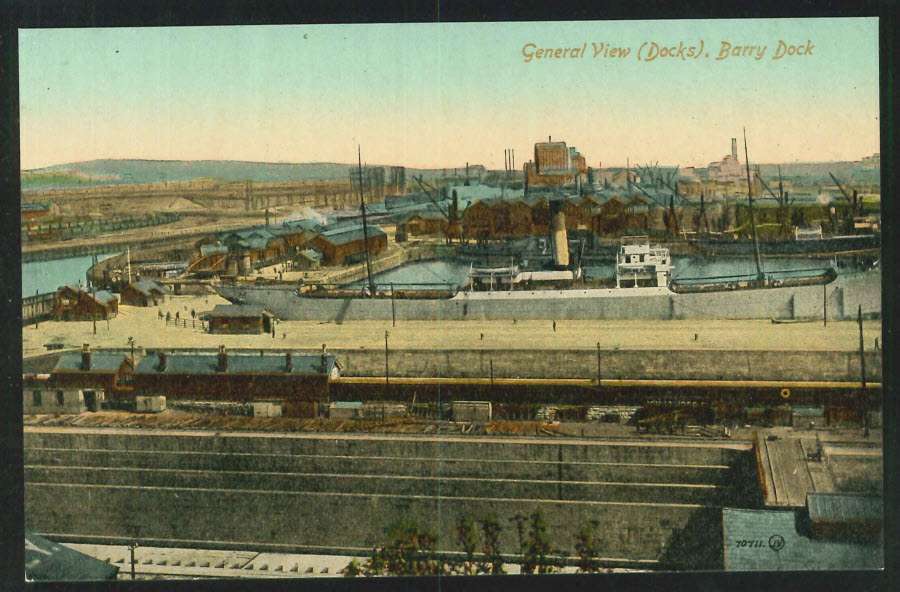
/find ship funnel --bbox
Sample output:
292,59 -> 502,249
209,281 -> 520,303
549,200 -> 570,269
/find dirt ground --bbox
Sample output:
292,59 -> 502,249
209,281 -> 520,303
22,294 -> 883,358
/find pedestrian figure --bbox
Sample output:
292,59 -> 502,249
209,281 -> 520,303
513,318 -> 517,324
694,333 -> 698,341
175,311 -> 180,321
283,333 -> 286,340
553,321 -> 556,332
191,309 -> 196,319
166,312 -> 171,322
480,333 -> 484,340
158,310 -> 163,320
874,337 -> 880,351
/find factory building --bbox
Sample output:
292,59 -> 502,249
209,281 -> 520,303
132,346 -> 338,417
54,285 -> 119,321
524,139 -> 589,188
310,224 -> 387,265
46,345 -> 134,393
119,279 -> 171,307
207,304 -> 275,335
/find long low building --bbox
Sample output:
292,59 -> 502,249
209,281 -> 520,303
132,346 -> 339,416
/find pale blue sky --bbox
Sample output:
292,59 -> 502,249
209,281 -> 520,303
19,18 -> 879,170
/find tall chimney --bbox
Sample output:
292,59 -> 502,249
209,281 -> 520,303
158,350 -> 168,372
731,138 -> 738,160
549,201 -> 570,269
548,135 -> 551,142
81,344 -> 92,371
217,345 -> 228,372
285,351 -> 293,372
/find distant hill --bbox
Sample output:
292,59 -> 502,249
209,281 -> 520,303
21,159 -> 483,191
22,158 -> 879,191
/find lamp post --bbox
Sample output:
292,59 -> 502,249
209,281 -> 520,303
128,336 -> 135,365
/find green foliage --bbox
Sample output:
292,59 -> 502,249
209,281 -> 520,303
363,520 -> 441,576
574,520 -> 602,573
343,558 -> 362,577
479,514 -> 505,575
521,511 -> 556,575
455,515 -> 480,575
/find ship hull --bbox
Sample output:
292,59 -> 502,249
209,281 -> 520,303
689,234 -> 879,256
213,269 -> 880,322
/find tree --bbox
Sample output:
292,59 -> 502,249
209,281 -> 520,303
455,515 -> 480,575
479,514 -> 505,575
363,520 -> 441,576
521,511 -> 556,574
343,558 -> 362,577
574,519 -> 602,573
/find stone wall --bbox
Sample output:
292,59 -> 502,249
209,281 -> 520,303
25,429 -> 750,569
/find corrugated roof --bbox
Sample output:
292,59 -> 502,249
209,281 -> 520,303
807,493 -> 883,523
300,249 -> 322,261
722,508 -> 883,571
318,225 -> 386,246
135,352 -> 336,376
130,279 -> 170,296
54,351 -> 128,373
210,304 -> 271,318
92,290 -> 116,303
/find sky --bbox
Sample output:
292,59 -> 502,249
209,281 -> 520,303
19,18 -> 879,171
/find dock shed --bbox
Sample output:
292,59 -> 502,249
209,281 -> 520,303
132,347 -> 339,417
208,304 -> 275,334
119,279 -> 171,307
24,387 -> 104,414
310,224 -> 387,265
54,285 -> 118,320
49,345 -> 133,393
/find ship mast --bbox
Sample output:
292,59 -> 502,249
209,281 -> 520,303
743,128 -> 765,283
358,145 -> 376,297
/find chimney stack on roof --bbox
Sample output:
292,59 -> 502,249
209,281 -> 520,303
158,350 -> 167,372
731,138 -> 738,160
285,351 -> 293,373
217,345 -> 228,372
81,344 -> 92,371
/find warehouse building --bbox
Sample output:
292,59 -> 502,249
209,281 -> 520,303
47,345 -> 133,393
310,224 -> 387,265
54,285 -> 118,321
119,279 -> 171,307
208,304 -> 275,335
132,346 -> 339,417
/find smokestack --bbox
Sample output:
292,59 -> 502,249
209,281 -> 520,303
81,344 -> 92,371
217,345 -> 228,372
548,136 -> 551,142
285,351 -> 293,372
549,201 -> 570,269
321,344 -> 328,373
731,138 -> 738,160
158,350 -> 168,372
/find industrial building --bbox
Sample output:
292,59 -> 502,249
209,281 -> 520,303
54,285 -> 119,321
119,279 -> 171,307
310,224 -> 387,265
132,347 -> 338,416
45,345 -> 133,393
208,304 -> 275,335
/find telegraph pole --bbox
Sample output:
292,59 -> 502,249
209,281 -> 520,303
384,330 -> 390,386
390,282 -> 396,327
823,284 -> 827,327
857,305 -> 868,436
597,342 -> 602,389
